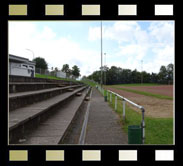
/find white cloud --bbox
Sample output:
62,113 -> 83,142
88,21 -> 149,44
88,21 -> 174,73
148,21 -> 174,44
9,21 -> 101,77
9,21 -> 174,77
38,26 -> 56,39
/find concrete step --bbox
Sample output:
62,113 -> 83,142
9,85 -> 83,111
9,86 -> 88,144
9,82 -> 62,93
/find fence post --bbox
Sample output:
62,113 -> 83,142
123,99 -> 126,122
141,107 -> 145,144
115,95 -> 117,111
110,93 -> 112,103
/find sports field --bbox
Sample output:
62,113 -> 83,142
105,84 -> 173,118
104,83 -> 174,144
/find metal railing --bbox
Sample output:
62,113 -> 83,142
97,86 -> 145,144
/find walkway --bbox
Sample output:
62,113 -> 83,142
85,88 -> 128,144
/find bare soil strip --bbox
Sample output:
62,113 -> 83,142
105,87 -> 173,118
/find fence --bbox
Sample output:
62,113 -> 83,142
97,85 -> 145,144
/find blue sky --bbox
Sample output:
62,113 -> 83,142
9,21 -> 174,77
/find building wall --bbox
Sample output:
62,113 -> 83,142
56,71 -> 66,78
9,62 -> 35,77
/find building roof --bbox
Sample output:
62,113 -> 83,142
9,54 -> 36,65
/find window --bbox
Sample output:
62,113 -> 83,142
22,64 -> 28,68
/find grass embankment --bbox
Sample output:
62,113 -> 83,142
35,74 -> 99,86
111,86 -> 173,100
81,80 -> 97,87
35,73 -> 81,83
102,90 -> 173,144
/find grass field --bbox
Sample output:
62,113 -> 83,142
111,83 -> 161,87
113,87 -> 173,100
103,90 -> 173,144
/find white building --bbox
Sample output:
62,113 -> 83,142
9,54 -> 36,77
56,71 -> 66,78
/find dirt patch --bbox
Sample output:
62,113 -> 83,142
106,87 -> 173,118
116,85 -> 173,97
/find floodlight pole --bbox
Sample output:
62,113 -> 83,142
100,21 -> 103,88
141,60 -> 143,84
104,53 -> 106,85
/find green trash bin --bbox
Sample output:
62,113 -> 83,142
128,125 -> 142,144
104,96 -> 107,102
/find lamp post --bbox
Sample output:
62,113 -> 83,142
26,48 -> 35,60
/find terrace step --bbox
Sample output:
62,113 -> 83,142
9,85 -> 83,111
9,86 -> 88,144
14,88 -> 90,145
9,82 -> 62,93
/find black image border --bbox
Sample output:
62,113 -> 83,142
0,0 -> 180,166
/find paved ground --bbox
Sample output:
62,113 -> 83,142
85,88 -> 128,144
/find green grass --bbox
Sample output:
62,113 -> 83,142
35,73 -> 81,83
81,80 -> 97,87
112,87 -> 173,100
103,91 -> 173,144
110,83 -> 161,87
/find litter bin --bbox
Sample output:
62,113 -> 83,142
128,125 -> 142,144
104,96 -> 107,102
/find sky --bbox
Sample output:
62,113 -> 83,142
9,21 -> 174,77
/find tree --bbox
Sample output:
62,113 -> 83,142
61,64 -> 70,78
72,65 -> 80,79
55,67 -> 59,72
166,63 -> 174,84
87,64 -> 174,85
150,72 -> 158,83
88,70 -> 101,83
33,57 -> 48,69
158,65 -> 167,84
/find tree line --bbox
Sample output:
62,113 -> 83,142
33,57 -> 81,79
86,63 -> 174,85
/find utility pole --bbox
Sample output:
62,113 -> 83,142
141,60 -> 143,84
100,21 -> 103,88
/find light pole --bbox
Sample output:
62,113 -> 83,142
100,21 -> 103,88
104,53 -> 106,85
26,48 -> 35,60
141,60 -> 143,84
